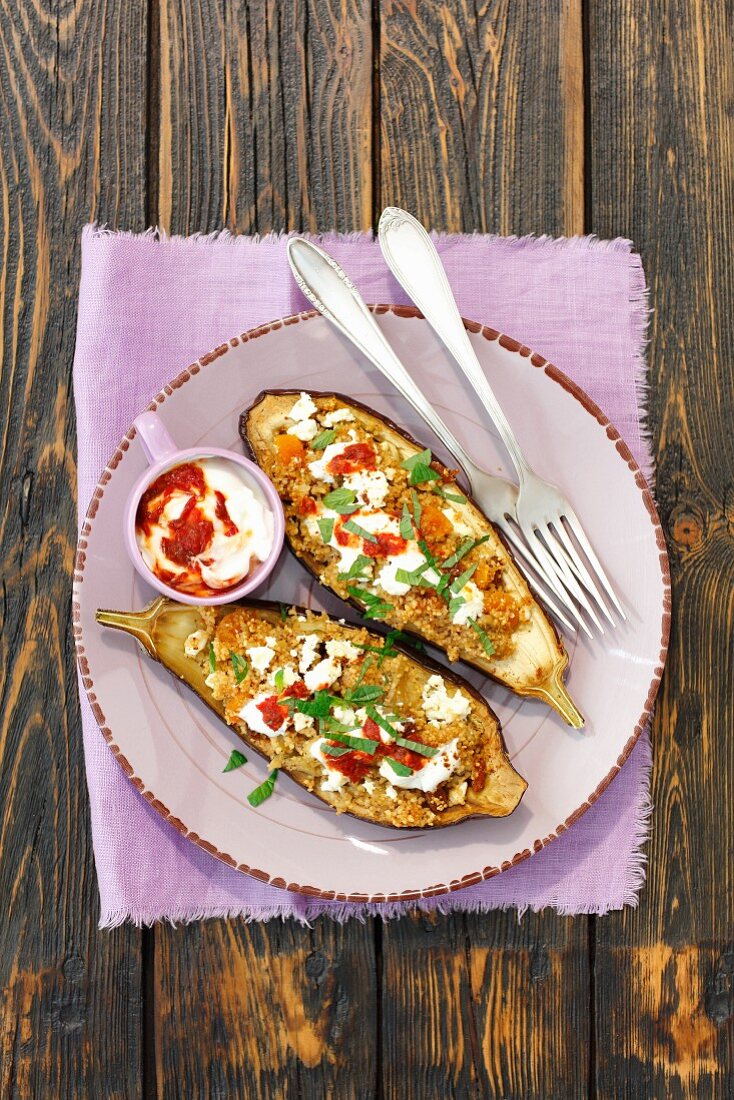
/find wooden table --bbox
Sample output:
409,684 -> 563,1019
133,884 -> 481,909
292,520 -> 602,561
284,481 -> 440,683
1,3 -> 731,1097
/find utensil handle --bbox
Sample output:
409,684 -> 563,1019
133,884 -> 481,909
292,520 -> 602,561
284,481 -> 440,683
378,208 -> 533,483
133,411 -> 179,465
287,237 -> 479,480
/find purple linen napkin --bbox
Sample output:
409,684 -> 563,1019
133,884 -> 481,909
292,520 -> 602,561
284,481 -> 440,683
73,226 -> 653,926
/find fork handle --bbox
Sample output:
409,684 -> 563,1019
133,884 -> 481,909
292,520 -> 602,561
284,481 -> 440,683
378,208 -> 534,485
287,237 -> 481,481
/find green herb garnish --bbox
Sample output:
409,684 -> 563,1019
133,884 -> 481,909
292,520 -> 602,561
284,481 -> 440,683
450,563 -> 477,594
409,463 -> 441,486
410,490 -> 422,528
294,690 -> 339,719
365,704 -> 398,739
468,617 -> 495,656
325,730 -> 379,754
448,595 -> 466,616
317,517 -> 335,544
395,560 -> 432,588
231,652 -> 249,683
432,485 -> 467,504
323,488 -> 360,514
311,428 -> 337,450
337,554 -> 372,582
279,603 -> 289,621
273,668 -> 286,692
385,757 -> 413,777
342,518 -> 377,542
347,683 -> 385,705
247,770 -> 279,806
393,736 -> 438,758
347,586 -> 394,620
401,448 -> 432,471
223,749 -> 247,772
208,644 -> 216,673
399,503 -> 415,540
321,743 -> 352,758
442,538 -> 475,569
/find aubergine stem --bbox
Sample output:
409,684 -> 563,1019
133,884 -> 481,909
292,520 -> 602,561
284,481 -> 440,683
96,599 -> 168,658
533,672 -> 584,729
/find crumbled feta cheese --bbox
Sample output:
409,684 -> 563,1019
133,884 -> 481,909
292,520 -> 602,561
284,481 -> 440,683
448,780 -> 468,805
310,738 -> 349,791
307,431 -> 358,482
287,418 -> 319,441
298,633 -> 322,673
288,392 -> 318,421
270,664 -> 298,688
184,629 -> 208,657
265,636 -> 277,647
451,580 -> 484,625
293,712 -> 315,733
362,778 -> 375,794
333,705 -> 356,727
239,694 -> 287,738
385,784 -> 398,800
247,645 -> 275,674
376,546 -> 429,596
325,638 -> 360,662
421,675 -> 471,725
343,469 -> 390,508
304,657 -> 342,693
322,408 -> 355,426
379,738 -> 460,792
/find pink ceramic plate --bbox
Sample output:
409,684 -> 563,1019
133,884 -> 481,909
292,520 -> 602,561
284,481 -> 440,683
73,307 -> 670,902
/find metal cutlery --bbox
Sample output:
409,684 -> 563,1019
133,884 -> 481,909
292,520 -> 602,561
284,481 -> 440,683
377,206 -> 625,634
286,236 -> 575,632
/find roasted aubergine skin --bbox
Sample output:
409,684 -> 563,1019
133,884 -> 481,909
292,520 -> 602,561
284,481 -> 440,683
97,598 -> 527,830
241,390 -> 583,728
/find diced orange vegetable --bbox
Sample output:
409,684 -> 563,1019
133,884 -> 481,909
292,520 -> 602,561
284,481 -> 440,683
275,433 -> 305,463
420,503 -> 453,542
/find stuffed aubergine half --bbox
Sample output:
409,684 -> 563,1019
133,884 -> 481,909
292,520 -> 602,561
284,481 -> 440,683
241,390 -> 583,728
97,597 -> 527,829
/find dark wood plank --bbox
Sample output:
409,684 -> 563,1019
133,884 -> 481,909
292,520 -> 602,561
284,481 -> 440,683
151,4 -> 377,1096
379,0 -> 584,234
156,0 -> 373,235
588,2 -> 734,1097
378,3 -> 591,1097
379,910 -> 589,1099
155,918 -> 377,1099
0,1 -> 148,1097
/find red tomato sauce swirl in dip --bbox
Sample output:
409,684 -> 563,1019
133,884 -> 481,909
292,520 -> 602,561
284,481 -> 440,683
135,458 -> 273,596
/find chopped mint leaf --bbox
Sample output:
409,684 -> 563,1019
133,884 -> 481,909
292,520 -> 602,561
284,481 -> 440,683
311,428 -> 337,451
273,668 -> 285,692
399,504 -> 414,541
448,595 -> 466,616
450,563 -> 478,594
347,683 -> 385,705
347,586 -> 394,620
385,757 -> 413,777
338,554 -> 372,582
442,538 -> 476,569
317,517 -> 335,544
321,742 -> 352,758
393,735 -> 438,758
295,690 -> 337,719
231,652 -> 249,683
401,448 -> 432,472
223,749 -> 247,772
342,518 -> 377,542
408,462 -> 442,487
279,603 -> 289,621
365,704 -> 398,739
432,485 -> 467,504
247,770 -> 279,806
410,490 -> 422,528
208,644 -> 216,673
468,617 -> 495,656
323,488 -> 360,514
325,730 -> 379,754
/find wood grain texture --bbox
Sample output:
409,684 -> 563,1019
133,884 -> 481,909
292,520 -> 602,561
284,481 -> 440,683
156,0 -> 373,234
0,1 -> 148,1097
379,0 -> 584,235
151,3 -> 377,1096
377,5 -> 590,1097
588,1 -> 734,1097
154,918 -> 377,1099
380,911 -> 590,1099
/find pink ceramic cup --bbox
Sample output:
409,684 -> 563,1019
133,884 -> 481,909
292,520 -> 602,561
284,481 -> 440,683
124,411 -> 285,606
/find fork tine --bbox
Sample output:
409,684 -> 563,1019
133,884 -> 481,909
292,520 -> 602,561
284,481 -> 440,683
518,526 -> 598,637
495,519 -> 577,633
530,525 -> 606,635
549,522 -> 616,626
562,508 -> 627,620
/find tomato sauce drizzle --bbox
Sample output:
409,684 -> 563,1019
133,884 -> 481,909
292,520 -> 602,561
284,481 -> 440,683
326,722 -> 430,783
326,442 -> 376,476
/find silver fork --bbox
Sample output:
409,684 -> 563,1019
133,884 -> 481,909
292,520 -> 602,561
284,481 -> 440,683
286,236 -> 576,633
378,207 -> 626,633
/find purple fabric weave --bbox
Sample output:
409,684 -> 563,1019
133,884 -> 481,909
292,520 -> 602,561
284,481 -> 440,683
73,227 -> 653,926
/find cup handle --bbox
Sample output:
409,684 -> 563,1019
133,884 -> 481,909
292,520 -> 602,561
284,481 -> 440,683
133,411 -> 179,465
